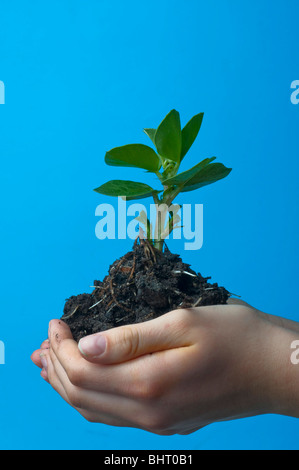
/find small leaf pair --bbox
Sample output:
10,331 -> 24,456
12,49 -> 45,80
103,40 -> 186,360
144,110 -> 204,165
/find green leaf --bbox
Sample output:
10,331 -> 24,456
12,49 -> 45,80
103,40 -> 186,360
154,109 -> 182,163
94,180 -> 158,200
105,144 -> 161,172
162,157 -> 216,186
180,163 -> 232,192
143,128 -> 156,145
180,113 -> 204,161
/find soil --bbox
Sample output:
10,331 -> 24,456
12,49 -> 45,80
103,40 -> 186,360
61,239 -> 231,342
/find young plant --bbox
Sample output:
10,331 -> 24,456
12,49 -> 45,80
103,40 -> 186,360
94,110 -> 232,251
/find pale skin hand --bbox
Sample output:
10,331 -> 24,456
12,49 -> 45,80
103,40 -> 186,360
31,300 -> 299,435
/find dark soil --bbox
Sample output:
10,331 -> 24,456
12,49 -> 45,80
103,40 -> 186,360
61,240 -> 230,342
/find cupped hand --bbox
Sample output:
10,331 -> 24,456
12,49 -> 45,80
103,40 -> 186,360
31,300 -> 299,434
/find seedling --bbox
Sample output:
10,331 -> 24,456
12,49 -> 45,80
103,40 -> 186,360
94,109 -> 231,251
62,110 -> 232,341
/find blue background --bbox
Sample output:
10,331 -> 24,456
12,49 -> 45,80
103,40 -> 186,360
0,0 -> 298,450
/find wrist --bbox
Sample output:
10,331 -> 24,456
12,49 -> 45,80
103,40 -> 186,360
260,321 -> 299,418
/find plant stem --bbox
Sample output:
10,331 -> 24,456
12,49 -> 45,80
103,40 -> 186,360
152,184 -> 183,251
153,201 -> 168,250
153,239 -> 164,251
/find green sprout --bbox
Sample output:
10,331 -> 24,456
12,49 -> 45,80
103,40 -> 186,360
94,110 -> 232,251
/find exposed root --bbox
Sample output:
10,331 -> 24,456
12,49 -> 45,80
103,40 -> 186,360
62,305 -> 79,320
109,275 -> 132,313
192,296 -> 203,307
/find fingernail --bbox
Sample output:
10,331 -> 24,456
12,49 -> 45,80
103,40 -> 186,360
40,353 -> 48,371
78,334 -> 107,357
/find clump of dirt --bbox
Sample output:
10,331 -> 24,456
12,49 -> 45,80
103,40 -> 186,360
61,240 -> 230,342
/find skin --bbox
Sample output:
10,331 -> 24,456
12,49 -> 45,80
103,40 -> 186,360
31,300 -> 299,435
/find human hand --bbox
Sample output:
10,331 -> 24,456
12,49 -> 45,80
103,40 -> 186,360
31,301 -> 299,434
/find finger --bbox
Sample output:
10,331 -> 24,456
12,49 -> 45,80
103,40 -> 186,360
48,319 -> 75,343
40,367 -> 49,382
40,349 -> 77,405
40,339 -> 50,349
49,313 -> 194,399
48,317 -> 96,375
48,318 -> 83,366
31,340 -> 50,368
47,317 -> 200,432
48,317 -> 138,395
78,309 -> 193,365
31,349 -> 44,368
48,319 -> 93,385
47,344 -> 149,428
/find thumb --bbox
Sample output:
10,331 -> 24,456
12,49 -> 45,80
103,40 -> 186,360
78,309 -> 189,365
